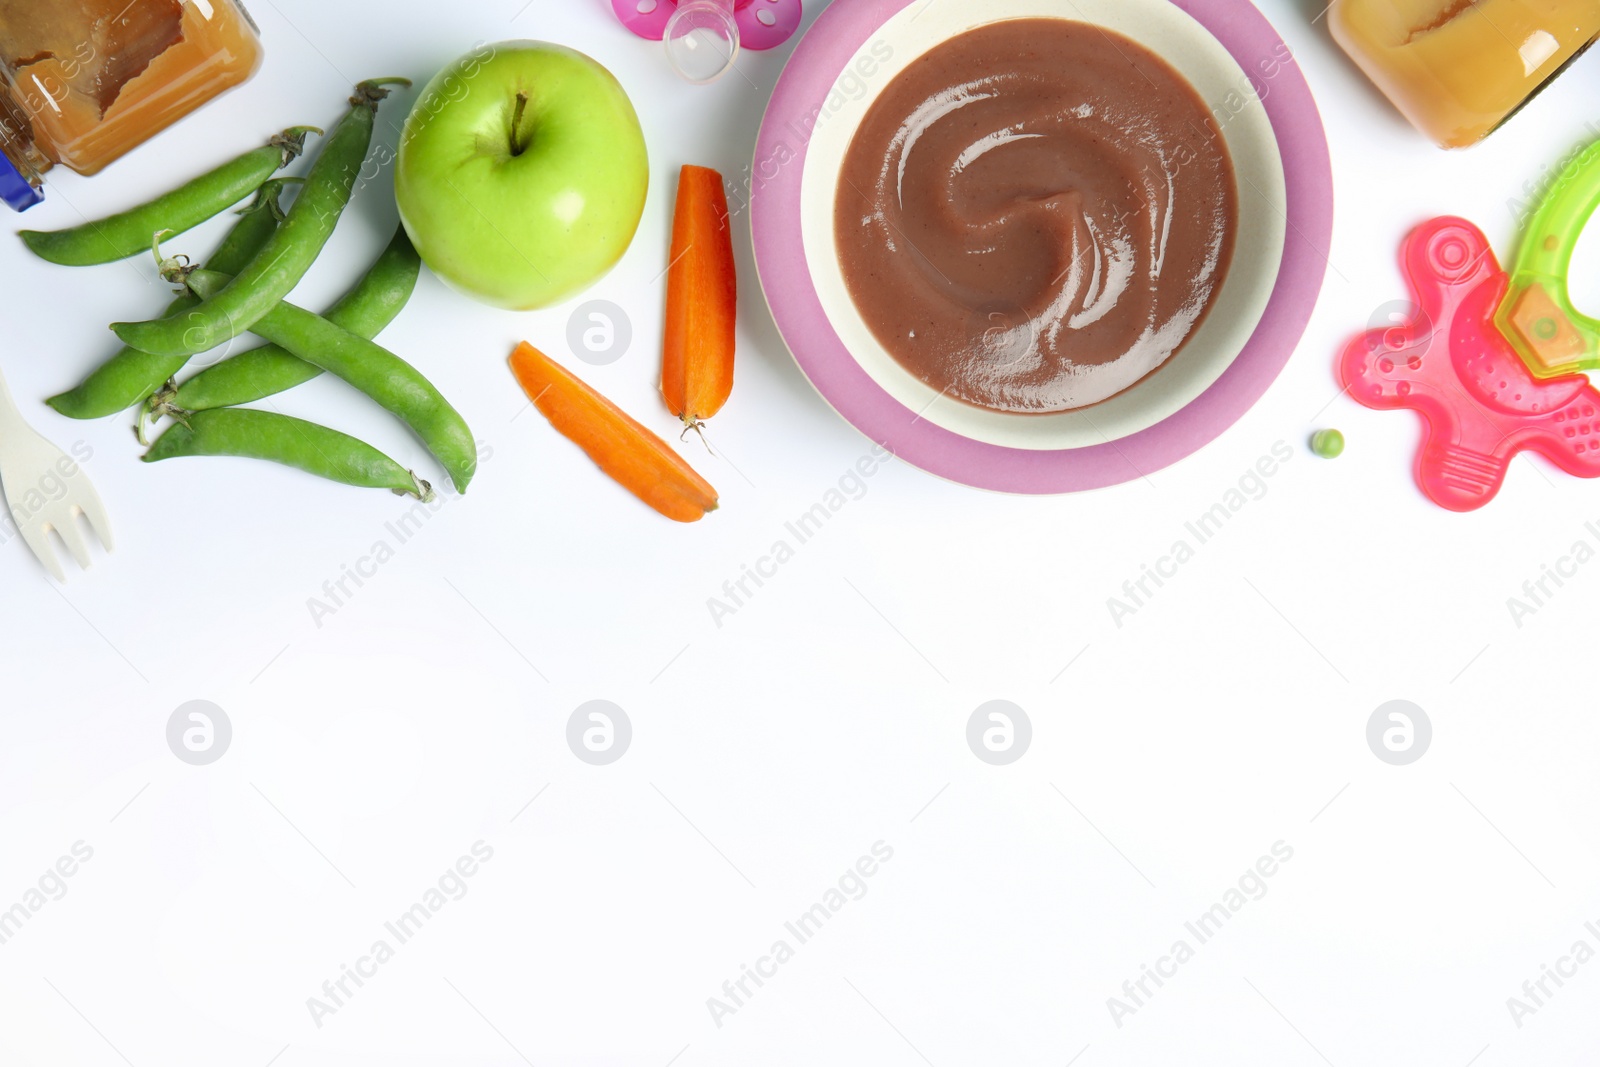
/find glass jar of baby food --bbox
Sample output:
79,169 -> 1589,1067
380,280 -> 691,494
1329,0 -> 1600,149
0,0 -> 263,210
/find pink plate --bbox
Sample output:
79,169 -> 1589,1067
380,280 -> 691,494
750,0 -> 1334,493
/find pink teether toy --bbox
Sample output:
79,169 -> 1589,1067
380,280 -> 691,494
613,0 -> 803,83
1341,217 -> 1600,512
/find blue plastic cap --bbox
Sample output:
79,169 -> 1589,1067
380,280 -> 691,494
0,150 -> 43,211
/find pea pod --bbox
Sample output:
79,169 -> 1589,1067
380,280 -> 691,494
144,408 -> 434,501
46,178 -> 295,422
186,268 -> 476,493
19,128 -> 317,267
154,225 -> 421,416
110,78 -> 409,359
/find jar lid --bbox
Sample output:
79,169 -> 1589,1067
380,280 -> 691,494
0,152 -> 44,211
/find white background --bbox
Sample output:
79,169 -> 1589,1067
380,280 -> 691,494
2,0 -> 1600,1064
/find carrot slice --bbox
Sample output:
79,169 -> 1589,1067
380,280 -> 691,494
661,164 -> 737,429
510,342 -> 718,523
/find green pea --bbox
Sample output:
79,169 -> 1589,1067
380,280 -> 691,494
185,268 -> 475,493
19,128 -> 317,267
144,408 -> 433,500
156,224 -> 421,416
1311,429 -> 1345,458
110,78 -> 409,359
45,178 -> 294,421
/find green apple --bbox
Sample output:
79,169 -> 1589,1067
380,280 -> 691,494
395,41 -> 649,310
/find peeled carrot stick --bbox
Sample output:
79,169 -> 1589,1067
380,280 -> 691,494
661,164 -> 737,430
510,342 -> 718,523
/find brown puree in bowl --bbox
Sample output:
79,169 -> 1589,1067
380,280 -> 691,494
834,18 -> 1237,414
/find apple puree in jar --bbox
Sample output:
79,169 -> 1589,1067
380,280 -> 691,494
1328,0 -> 1600,149
835,18 -> 1237,414
0,0 -> 262,178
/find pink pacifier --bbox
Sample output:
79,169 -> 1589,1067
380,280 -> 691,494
612,0 -> 803,83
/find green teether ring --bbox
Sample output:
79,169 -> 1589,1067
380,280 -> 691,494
1498,140 -> 1600,379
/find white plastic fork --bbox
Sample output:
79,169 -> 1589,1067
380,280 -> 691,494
0,364 -> 111,581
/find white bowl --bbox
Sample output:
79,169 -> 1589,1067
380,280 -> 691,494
800,0 -> 1288,450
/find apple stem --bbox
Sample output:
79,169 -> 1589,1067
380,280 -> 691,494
510,92 -> 531,157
